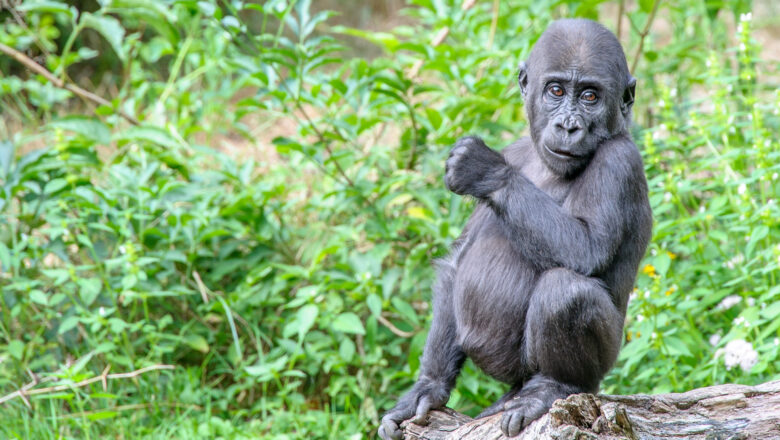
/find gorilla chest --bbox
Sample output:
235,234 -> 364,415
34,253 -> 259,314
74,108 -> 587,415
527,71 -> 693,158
518,157 -> 571,204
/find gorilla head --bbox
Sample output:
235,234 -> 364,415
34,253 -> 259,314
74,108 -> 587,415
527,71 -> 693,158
518,19 -> 637,177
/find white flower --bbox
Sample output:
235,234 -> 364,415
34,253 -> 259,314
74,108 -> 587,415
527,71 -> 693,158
747,298 -> 755,307
636,314 -> 645,322
717,295 -> 741,310
716,339 -> 757,372
774,338 -> 779,346
651,332 -> 658,340
709,334 -> 721,346
738,183 -> 747,195
723,255 -> 745,270
99,307 -> 107,317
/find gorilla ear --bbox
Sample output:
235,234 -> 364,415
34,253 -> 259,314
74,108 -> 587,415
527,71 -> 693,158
621,76 -> 637,114
518,61 -> 529,96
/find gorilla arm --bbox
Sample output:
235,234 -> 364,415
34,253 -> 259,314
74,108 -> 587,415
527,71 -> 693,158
447,136 -> 640,276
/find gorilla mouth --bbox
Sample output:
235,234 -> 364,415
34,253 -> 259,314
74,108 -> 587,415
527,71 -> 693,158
544,144 -> 580,159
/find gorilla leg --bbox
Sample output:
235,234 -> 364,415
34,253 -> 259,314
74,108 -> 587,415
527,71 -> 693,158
378,261 -> 466,440
500,268 -> 623,436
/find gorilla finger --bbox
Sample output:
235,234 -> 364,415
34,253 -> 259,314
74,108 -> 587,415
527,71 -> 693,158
500,412 -> 511,437
475,405 -> 502,419
379,418 -> 403,440
410,395 -> 432,425
501,411 -> 524,437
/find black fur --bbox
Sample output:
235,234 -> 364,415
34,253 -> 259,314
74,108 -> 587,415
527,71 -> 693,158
379,19 -> 652,439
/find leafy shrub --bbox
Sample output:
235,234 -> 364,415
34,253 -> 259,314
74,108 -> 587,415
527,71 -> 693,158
0,0 -> 778,438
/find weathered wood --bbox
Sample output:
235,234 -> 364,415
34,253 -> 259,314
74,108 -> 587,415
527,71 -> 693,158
401,380 -> 780,439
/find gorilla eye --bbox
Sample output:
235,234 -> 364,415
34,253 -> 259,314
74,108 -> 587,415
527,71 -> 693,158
581,91 -> 598,102
548,85 -> 564,97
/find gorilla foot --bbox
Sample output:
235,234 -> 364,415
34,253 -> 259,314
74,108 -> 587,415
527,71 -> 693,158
497,374 -> 582,437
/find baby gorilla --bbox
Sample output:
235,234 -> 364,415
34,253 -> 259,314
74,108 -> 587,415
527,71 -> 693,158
379,19 -> 652,439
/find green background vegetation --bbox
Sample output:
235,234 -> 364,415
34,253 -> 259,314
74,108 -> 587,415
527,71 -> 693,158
1,0 -> 779,438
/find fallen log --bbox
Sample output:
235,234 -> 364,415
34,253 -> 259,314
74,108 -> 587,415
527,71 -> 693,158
401,380 -> 780,439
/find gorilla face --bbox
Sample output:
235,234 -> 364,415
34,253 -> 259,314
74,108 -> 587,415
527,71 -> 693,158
518,19 -> 636,177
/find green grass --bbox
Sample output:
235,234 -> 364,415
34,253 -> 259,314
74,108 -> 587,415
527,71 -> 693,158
1,0 -> 779,438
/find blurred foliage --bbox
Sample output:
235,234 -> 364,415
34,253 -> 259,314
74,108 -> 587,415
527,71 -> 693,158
0,0 -> 779,438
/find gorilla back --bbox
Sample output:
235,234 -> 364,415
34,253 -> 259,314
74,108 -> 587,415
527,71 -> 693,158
379,19 -> 651,440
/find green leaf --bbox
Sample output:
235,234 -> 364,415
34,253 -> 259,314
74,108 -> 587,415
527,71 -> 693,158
87,411 -> 118,421
17,1 -> 76,17
339,337 -> 355,362
48,116 -> 111,144
0,140 -> 14,180
183,334 -> 209,353
746,225 -> 769,258
0,243 -> 12,274
81,13 -> 126,61
30,290 -> 48,305
366,293 -> 382,317
391,297 -> 419,326
78,278 -> 102,306
7,340 -> 24,360
664,337 -> 692,358
638,0 -> 655,13
332,312 -> 365,335
297,304 -> 319,340
58,316 -> 80,334
115,125 -> 177,148
44,178 -> 68,195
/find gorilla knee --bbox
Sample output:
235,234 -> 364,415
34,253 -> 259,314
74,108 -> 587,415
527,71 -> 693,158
526,269 -> 623,390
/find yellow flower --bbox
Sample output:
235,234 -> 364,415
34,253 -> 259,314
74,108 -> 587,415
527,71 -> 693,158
667,251 -> 677,259
642,264 -> 657,277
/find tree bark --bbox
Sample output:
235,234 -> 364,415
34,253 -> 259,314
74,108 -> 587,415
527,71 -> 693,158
401,380 -> 780,439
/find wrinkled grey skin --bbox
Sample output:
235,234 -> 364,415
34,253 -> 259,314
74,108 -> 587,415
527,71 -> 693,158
379,19 -> 652,439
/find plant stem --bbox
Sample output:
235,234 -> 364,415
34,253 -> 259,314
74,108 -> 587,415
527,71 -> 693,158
0,43 -> 140,125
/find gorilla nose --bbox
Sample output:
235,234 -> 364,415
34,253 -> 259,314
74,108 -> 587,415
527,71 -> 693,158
555,118 -> 582,135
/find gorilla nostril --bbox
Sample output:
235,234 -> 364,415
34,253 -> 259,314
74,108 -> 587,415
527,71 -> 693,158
555,122 -> 580,135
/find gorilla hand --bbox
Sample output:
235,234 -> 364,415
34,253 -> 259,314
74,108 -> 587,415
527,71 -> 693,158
378,379 -> 450,440
445,136 -> 509,198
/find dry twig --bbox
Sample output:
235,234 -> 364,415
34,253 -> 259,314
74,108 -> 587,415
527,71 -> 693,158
630,0 -> 661,74
0,42 -> 140,125
0,364 -> 174,406
407,0 -> 477,79
377,314 -> 415,338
